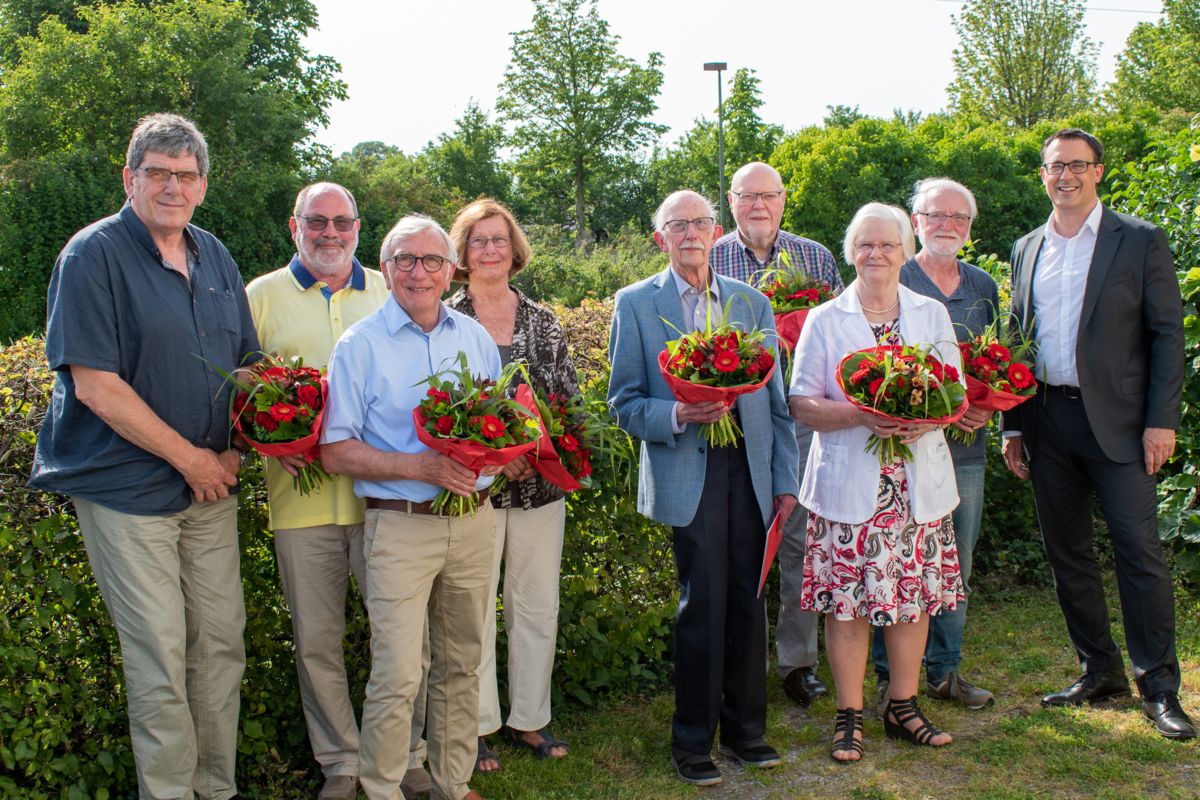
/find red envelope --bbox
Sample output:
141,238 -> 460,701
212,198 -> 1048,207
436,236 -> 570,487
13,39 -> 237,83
757,511 -> 784,598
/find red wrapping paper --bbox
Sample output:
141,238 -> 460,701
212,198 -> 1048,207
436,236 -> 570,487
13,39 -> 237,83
234,378 -> 327,462
774,308 -> 811,353
964,374 -> 1037,413
835,346 -> 970,427
656,349 -> 777,409
412,383 -> 541,476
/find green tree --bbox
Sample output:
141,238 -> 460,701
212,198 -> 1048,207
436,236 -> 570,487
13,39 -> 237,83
1107,0 -> 1200,116
419,99 -> 513,204
723,68 -> 782,168
497,0 -> 665,247
947,0 -> 1098,128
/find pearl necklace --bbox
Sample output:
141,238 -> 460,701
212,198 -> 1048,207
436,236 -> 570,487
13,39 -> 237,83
859,297 -> 899,315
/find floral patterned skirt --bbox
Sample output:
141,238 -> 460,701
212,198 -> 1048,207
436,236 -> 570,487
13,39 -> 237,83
800,459 -> 964,625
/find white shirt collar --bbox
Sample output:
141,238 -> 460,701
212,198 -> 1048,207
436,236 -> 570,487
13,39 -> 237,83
1046,200 -> 1103,241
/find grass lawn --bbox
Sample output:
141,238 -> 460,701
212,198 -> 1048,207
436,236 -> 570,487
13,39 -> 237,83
466,578 -> 1200,800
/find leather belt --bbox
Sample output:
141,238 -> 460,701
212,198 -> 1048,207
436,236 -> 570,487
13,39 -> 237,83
1043,384 -> 1082,400
365,489 -> 489,516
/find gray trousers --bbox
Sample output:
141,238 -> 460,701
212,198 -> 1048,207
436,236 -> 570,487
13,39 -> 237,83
775,425 -> 820,676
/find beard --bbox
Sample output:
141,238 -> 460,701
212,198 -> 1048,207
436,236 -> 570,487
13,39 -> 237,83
920,234 -> 965,258
297,236 -> 354,277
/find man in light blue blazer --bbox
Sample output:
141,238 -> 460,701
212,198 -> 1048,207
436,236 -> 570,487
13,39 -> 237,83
607,190 -> 799,786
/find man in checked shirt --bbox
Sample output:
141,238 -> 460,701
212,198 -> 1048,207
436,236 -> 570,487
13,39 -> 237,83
709,161 -> 844,710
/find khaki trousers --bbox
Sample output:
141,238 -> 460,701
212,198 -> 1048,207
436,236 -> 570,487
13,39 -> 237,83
358,505 -> 495,800
73,495 -> 244,800
274,524 -> 428,779
477,499 -> 566,735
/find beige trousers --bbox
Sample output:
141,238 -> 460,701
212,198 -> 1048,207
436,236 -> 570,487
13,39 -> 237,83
358,505 -> 495,800
73,495 -> 244,800
274,523 -> 427,779
477,499 -> 566,735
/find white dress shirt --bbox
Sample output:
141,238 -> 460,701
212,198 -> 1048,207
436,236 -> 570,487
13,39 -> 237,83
669,269 -> 722,433
1032,201 -> 1104,387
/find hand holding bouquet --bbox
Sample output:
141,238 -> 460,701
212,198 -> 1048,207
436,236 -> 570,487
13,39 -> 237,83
951,323 -> 1037,445
658,323 -> 777,447
754,251 -> 838,353
229,354 -> 331,496
414,354 -> 543,516
837,344 -> 968,465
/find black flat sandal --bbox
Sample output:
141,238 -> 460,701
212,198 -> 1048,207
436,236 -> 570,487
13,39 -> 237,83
830,707 -> 864,762
883,695 -> 950,746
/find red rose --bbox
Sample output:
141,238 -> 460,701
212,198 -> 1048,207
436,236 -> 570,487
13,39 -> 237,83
269,402 -> 297,422
851,366 -> 872,385
868,377 -> 884,397
255,411 -> 278,433
712,349 -> 741,373
754,351 -> 774,373
426,387 -> 450,403
1007,362 -> 1034,389
297,383 -> 320,408
478,415 -> 505,440
689,349 -> 706,368
435,415 -> 454,435
233,392 -> 249,416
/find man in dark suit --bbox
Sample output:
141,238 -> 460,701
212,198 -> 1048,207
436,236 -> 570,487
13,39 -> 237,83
1002,128 -> 1193,740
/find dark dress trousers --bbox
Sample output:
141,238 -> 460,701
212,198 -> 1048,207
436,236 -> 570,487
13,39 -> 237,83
1005,206 -> 1184,697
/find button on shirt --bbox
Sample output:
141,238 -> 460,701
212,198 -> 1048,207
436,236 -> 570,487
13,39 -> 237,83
709,228 -> 844,290
320,297 -> 502,502
29,202 -> 260,515
1032,201 -> 1104,387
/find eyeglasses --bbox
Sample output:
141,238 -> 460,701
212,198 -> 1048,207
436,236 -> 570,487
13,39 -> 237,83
853,242 -> 901,255
138,167 -> 202,187
731,190 -> 784,205
917,211 -> 972,225
1041,160 -> 1100,176
387,253 -> 450,273
297,215 -> 358,232
661,217 -> 716,234
467,235 -> 511,250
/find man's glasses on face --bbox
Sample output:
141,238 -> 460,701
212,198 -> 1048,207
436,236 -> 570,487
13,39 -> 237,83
917,211 -> 972,225
297,215 -> 358,232
731,190 -> 784,205
138,166 -> 202,187
661,217 -> 716,234
1041,160 -> 1100,176
388,253 -> 449,273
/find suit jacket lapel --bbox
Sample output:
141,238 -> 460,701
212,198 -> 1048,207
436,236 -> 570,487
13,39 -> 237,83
1015,229 -> 1044,329
1078,208 -> 1122,334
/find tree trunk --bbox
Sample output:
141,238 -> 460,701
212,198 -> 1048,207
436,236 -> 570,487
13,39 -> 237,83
573,153 -> 592,249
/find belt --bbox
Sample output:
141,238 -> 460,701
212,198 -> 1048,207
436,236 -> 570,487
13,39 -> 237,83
365,489 -> 489,516
1043,384 -> 1082,400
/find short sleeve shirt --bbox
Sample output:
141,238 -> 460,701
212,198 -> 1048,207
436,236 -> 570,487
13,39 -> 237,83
899,257 -> 999,464
29,202 -> 260,515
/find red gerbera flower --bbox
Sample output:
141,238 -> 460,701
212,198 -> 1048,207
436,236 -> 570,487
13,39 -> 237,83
970,356 -> 998,377
986,342 -> 1012,362
478,415 -> 505,440
269,402 -> 297,422
1007,362 -> 1034,389
712,349 -> 741,373
559,433 -> 579,452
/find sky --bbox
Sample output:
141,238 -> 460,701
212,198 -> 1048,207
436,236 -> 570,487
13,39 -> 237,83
303,0 -> 1164,157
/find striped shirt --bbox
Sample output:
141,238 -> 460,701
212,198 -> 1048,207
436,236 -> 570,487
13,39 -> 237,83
709,228 -> 844,290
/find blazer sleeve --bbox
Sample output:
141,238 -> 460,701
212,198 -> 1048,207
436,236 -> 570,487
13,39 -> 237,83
606,289 -> 681,446
1142,225 -> 1185,430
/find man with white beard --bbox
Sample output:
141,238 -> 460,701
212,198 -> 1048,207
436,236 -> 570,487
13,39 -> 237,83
246,183 -> 430,799
870,178 -> 998,714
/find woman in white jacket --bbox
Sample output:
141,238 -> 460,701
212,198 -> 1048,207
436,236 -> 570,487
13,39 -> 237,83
788,203 -> 965,762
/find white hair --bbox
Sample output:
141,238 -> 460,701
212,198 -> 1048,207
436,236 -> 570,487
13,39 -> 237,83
380,214 -> 457,266
843,202 -> 916,265
652,190 -> 717,232
909,177 -> 977,219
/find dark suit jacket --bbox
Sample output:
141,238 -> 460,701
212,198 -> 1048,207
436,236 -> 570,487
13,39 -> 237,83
1004,206 -> 1184,464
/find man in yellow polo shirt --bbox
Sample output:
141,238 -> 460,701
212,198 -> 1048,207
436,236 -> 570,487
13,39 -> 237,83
247,182 -> 429,800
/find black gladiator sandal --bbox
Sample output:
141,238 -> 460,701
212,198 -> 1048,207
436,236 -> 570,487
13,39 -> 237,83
884,695 -> 951,747
830,707 -> 864,762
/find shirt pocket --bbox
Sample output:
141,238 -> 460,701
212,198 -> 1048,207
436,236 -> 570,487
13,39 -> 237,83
815,442 -> 848,487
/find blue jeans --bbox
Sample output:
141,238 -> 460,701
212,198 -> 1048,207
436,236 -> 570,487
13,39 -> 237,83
872,459 -> 984,684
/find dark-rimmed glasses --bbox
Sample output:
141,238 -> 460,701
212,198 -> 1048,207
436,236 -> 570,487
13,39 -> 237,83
731,190 -> 784,205
297,214 -> 358,232
387,253 -> 449,273
1041,160 -> 1100,176
138,167 -> 202,187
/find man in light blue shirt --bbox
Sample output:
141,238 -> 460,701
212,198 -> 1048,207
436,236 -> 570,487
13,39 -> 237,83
321,214 -> 501,800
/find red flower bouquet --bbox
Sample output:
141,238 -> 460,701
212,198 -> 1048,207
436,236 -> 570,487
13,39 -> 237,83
229,354 -> 331,496
414,355 -> 543,516
658,323 -> 777,447
950,323 -> 1038,445
527,391 -> 596,491
754,251 -> 838,353
836,344 -> 968,465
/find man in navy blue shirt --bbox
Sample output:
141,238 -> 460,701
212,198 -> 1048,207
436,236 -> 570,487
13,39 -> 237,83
30,113 -> 258,800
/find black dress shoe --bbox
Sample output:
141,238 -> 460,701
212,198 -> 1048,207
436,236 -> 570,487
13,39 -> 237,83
1041,672 -> 1131,707
1142,692 -> 1197,740
672,750 -> 721,786
717,738 -> 782,768
783,666 -> 829,707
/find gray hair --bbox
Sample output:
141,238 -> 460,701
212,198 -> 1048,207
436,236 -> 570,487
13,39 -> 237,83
909,177 -> 977,219
843,202 -> 916,265
652,190 -> 718,232
126,113 -> 209,176
294,182 -> 359,218
380,214 -> 457,266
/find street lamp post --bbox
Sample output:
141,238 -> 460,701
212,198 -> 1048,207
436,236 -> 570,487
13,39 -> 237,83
703,61 -> 727,229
